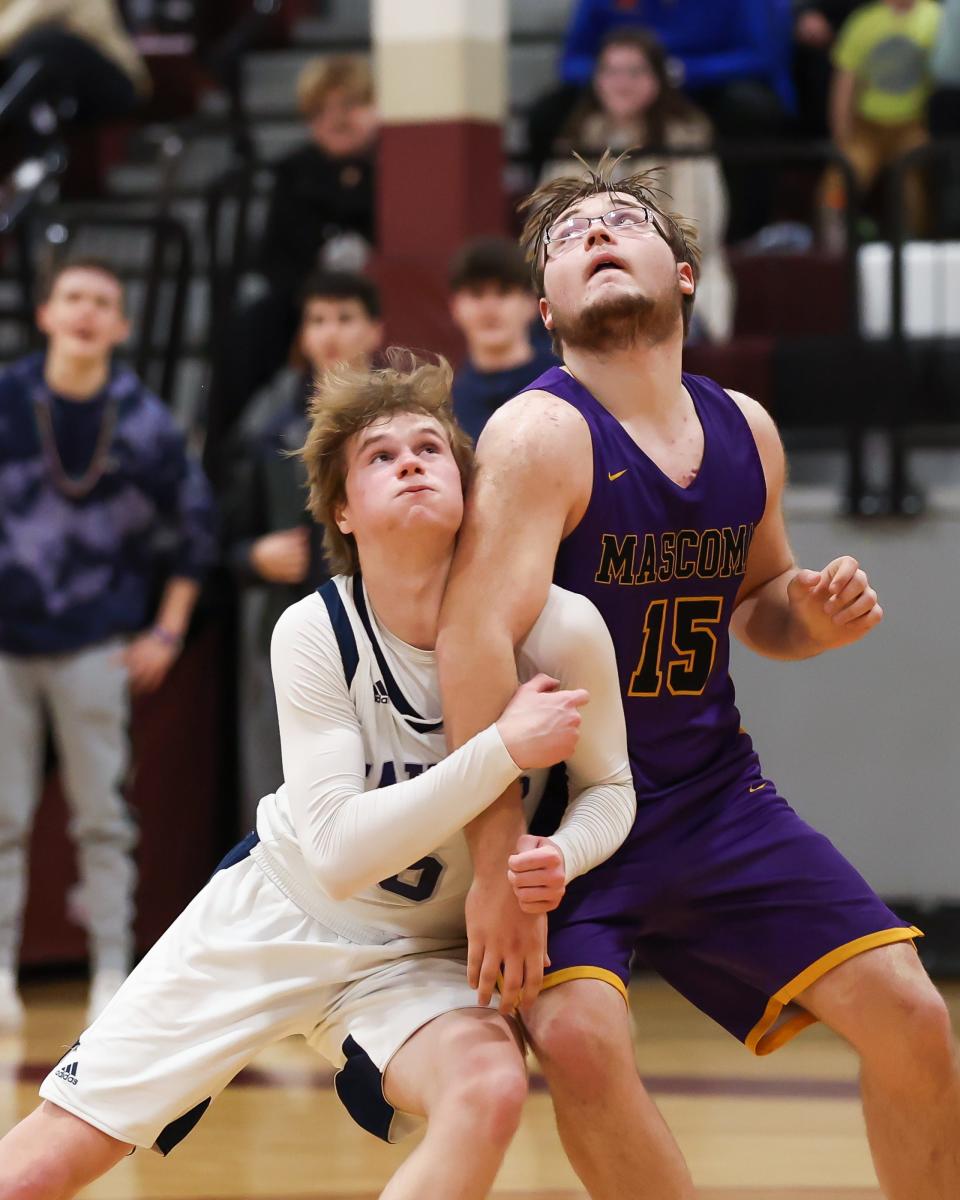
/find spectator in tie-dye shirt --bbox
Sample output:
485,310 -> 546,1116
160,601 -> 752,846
0,257 -> 216,1033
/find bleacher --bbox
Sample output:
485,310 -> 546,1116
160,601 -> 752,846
2,0 -> 956,522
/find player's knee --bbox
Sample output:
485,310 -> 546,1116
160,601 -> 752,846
478,1072 -> 528,1144
855,971 -> 955,1081
0,1158 -> 71,1200
530,996 -> 629,1094
441,1052 -> 528,1144
887,983 -> 955,1080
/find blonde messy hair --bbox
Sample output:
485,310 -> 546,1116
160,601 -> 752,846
299,349 -> 474,576
296,55 -> 372,119
518,151 -> 702,339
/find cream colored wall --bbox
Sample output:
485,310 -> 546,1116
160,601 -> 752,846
730,494 -> 960,899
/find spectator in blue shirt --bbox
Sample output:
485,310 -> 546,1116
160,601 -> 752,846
448,239 -> 558,445
561,0 -> 796,104
0,258 -> 216,1032
557,0 -> 796,238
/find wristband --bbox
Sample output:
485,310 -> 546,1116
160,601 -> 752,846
150,626 -> 183,651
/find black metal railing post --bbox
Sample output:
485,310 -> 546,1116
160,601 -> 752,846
883,141 -> 960,516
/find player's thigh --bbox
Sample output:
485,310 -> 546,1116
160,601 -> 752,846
0,1100 -> 130,1193
797,940 -> 951,1056
383,1007 -> 526,1118
524,977 -> 634,1086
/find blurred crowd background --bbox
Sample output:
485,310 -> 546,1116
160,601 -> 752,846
0,0 -> 958,1023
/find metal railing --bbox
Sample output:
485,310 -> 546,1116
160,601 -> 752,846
7,204 -> 193,401
714,142 -> 877,516
194,134 -> 960,518
204,157 -> 272,354
883,138 -> 960,515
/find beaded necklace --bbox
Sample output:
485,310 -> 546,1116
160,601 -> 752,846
33,383 -> 119,500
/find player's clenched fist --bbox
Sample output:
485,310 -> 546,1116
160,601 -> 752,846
496,673 -> 589,769
787,556 -> 883,651
508,833 -> 566,913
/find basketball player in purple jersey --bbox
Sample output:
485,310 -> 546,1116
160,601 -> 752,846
437,156 -> 960,1199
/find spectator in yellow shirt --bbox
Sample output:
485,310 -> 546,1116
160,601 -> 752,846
821,0 -> 942,240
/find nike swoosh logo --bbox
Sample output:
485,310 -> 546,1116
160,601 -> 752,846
748,782 -> 768,794
608,470 -> 627,482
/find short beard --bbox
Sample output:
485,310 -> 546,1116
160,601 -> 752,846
552,282 -> 683,356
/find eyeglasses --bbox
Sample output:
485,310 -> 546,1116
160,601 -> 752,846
543,206 -> 666,257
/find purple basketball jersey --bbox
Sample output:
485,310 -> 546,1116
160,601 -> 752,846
523,367 -> 918,1050
523,366 -> 766,803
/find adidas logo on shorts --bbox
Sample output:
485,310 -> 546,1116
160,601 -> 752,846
55,1061 -> 79,1085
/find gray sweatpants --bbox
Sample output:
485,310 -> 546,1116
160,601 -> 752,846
0,640 -> 137,974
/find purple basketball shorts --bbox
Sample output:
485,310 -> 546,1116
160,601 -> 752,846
542,763 -> 920,1055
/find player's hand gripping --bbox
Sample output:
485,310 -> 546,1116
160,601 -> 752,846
466,873 -> 549,1016
467,676 -> 584,1015
788,556 -> 883,651
508,833 -> 566,913
496,673 -> 589,769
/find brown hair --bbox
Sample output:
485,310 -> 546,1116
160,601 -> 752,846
297,56 -> 373,119
38,256 -> 125,307
299,348 -> 474,575
563,28 -> 704,151
518,150 -> 701,341
299,270 -> 381,319
449,237 -> 533,294
288,271 -> 381,371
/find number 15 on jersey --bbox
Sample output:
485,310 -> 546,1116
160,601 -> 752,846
628,596 -> 724,698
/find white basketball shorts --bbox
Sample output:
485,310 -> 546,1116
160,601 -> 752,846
39,838 -> 484,1151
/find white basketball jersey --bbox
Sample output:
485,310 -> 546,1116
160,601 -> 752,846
254,574 -> 547,943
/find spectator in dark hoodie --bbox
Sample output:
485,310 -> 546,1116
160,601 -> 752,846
209,56 -> 376,454
222,270 -> 382,823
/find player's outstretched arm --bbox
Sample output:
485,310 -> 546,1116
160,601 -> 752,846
271,599 -> 586,901
729,392 -> 884,660
508,588 -> 636,914
437,392 -> 592,1011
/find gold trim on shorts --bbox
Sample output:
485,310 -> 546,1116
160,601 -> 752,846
745,925 -> 924,1056
540,965 -> 629,1003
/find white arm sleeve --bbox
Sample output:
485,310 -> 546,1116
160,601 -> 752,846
271,597 -> 520,901
518,587 -> 636,882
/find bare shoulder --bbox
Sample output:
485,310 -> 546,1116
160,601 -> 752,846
725,388 -> 784,470
477,388 -> 591,471
725,389 -> 778,438
469,390 -> 593,522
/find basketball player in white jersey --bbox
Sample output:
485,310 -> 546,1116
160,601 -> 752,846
0,351 -> 635,1200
